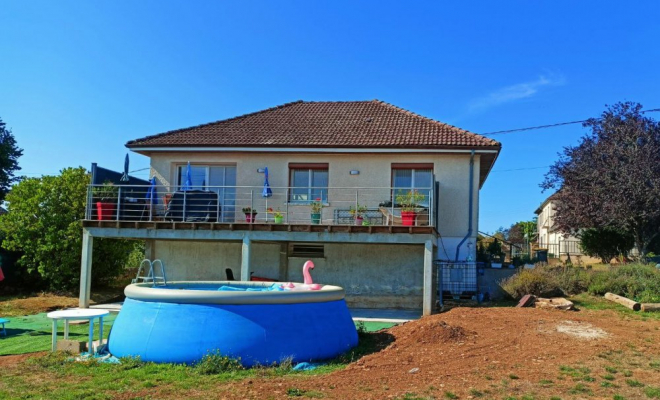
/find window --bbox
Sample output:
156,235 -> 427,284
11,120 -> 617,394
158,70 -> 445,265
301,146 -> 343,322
391,163 -> 433,207
289,163 -> 328,203
176,164 -> 236,222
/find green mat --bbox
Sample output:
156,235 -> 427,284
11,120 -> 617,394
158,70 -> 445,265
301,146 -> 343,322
0,313 -> 117,356
355,321 -> 397,332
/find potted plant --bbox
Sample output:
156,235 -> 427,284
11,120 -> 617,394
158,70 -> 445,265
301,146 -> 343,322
349,203 -> 367,226
395,190 -> 425,226
268,208 -> 284,224
310,198 -> 322,225
242,207 -> 257,223
93,181 -> 119,221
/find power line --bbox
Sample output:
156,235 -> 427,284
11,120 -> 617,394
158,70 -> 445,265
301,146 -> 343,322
482,108 -> 660,135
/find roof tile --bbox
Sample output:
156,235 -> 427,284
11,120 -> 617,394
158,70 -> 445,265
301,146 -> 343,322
126,100 -> 500,149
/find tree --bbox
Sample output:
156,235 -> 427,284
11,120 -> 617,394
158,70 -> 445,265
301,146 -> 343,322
0,167 -> 137,291
542,102 -> 660,256
0,117 -> 23,202
579,227 -> 635,263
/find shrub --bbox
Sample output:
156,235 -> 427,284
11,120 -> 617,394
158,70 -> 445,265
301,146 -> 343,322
587,264 -> 660,302
195,350 -> 243,374
500,265 -> 590,299
579,228 -> 635,264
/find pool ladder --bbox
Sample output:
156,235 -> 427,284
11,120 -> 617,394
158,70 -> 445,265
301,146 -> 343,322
133,259 -> 167,287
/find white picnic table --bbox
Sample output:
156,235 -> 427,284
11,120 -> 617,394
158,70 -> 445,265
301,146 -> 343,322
46,309 -> 110,353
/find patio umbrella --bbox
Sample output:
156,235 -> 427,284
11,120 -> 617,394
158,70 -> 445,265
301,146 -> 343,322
120,153 -> 130,182
181,162 -> 193,191
262,167 -> 273,198
145,177 -> 158,205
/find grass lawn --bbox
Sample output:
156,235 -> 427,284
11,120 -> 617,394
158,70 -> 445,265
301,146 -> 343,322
0,313 -> 117,356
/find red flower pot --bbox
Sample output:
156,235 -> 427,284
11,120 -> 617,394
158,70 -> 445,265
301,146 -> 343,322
355,216 -> 364,226
96,202 -> 115,221
401,211 -> 417,226
245,213 -> 257,223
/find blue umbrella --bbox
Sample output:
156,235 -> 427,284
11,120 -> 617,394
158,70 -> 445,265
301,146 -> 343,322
120,153 -> 130,182
146,177 -> 158,205
262,167 -> 272,198
181,162 -> 193,191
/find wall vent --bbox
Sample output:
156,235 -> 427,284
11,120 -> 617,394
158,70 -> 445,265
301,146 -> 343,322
289,243 -> 325,258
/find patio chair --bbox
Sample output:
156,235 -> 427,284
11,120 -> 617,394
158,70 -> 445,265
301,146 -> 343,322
164,190 -> 220,222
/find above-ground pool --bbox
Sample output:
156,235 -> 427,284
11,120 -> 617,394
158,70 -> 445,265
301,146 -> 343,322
108,281 -> 358,366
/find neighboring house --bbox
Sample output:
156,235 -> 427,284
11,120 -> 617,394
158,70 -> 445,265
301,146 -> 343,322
535,194 -> 594,262
80,100 -> 501,314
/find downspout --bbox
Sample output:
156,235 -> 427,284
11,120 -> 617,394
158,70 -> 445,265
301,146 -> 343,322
455,150 -> 475,261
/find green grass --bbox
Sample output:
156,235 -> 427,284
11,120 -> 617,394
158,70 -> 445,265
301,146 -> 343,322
0,326 -> 392,400
645,386 -> 660,398
0,312 -> 117,356
570,293 -> 660,321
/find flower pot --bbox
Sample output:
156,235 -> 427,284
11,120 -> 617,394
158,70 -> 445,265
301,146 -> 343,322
96,202 -> 115,221
245,213 -> 257,223
355,216 -> 363,226
311,212 -> 321,225
401,211 -> 417,226
274,215 -> 284,224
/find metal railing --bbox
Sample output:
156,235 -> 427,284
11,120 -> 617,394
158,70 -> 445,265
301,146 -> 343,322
537,240 -> 582,258
85,184 -> 437,227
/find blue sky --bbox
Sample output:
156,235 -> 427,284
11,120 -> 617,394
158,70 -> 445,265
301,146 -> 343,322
1,1 -> 659,232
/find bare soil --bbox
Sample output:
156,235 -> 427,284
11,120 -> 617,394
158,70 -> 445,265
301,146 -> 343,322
227,307 -> 660,399
0,290 -> 122,316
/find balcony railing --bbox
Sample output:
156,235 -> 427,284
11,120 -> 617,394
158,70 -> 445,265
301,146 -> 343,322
85,184 -> 437,228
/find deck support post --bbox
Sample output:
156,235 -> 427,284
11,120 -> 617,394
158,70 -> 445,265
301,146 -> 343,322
241,235 -> 252,281
422,239 -> 437,316
79,229 -> 94,308
145,239 -> 156,260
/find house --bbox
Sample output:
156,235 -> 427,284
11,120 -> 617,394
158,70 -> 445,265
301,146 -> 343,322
80,100 -> 501,315
535,194 -> 594,262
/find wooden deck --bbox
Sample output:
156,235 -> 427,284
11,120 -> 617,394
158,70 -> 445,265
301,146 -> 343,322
82,220 -> 436,235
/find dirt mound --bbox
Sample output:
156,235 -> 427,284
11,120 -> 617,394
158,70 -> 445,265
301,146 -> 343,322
390,319 -> 473,345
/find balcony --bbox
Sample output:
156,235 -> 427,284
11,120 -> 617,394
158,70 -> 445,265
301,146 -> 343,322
83,184 -> 438,236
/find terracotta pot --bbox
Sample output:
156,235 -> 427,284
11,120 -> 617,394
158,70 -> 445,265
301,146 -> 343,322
96,202 -> 116,221
401,210 -> 417,226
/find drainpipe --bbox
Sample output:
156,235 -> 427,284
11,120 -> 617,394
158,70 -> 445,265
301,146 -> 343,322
455,150 -> 475,261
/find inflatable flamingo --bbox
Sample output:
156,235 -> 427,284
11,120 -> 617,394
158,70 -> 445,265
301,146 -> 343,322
303,260 -> 322,290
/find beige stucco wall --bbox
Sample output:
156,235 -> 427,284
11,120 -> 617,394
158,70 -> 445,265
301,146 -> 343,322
146,151 -> 481,242
151,240 -> 425,309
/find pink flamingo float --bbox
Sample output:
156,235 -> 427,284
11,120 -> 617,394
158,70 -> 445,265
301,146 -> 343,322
281,260 -> 322,290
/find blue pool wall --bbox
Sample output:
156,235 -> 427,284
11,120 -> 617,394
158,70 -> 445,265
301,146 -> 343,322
108,297 -> 358,366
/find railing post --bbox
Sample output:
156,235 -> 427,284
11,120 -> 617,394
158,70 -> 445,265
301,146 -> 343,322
250,190 -> 254,224
149,186 -> 153,222
390,188 -> 395,226
183,190 -> 187,222
86,185 -> 92,220
216,187 -> 221,223
116,187 -> 122,221
355,189 -> 359,224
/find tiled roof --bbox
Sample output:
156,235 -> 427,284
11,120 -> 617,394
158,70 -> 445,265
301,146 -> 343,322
126,100 -> 500,149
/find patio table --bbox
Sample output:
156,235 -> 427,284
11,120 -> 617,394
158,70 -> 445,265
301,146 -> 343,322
46,309 -> 110,353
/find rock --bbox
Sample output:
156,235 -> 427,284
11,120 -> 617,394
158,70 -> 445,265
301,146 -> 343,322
408,367 -> 419,374
535,297 -> 574,310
